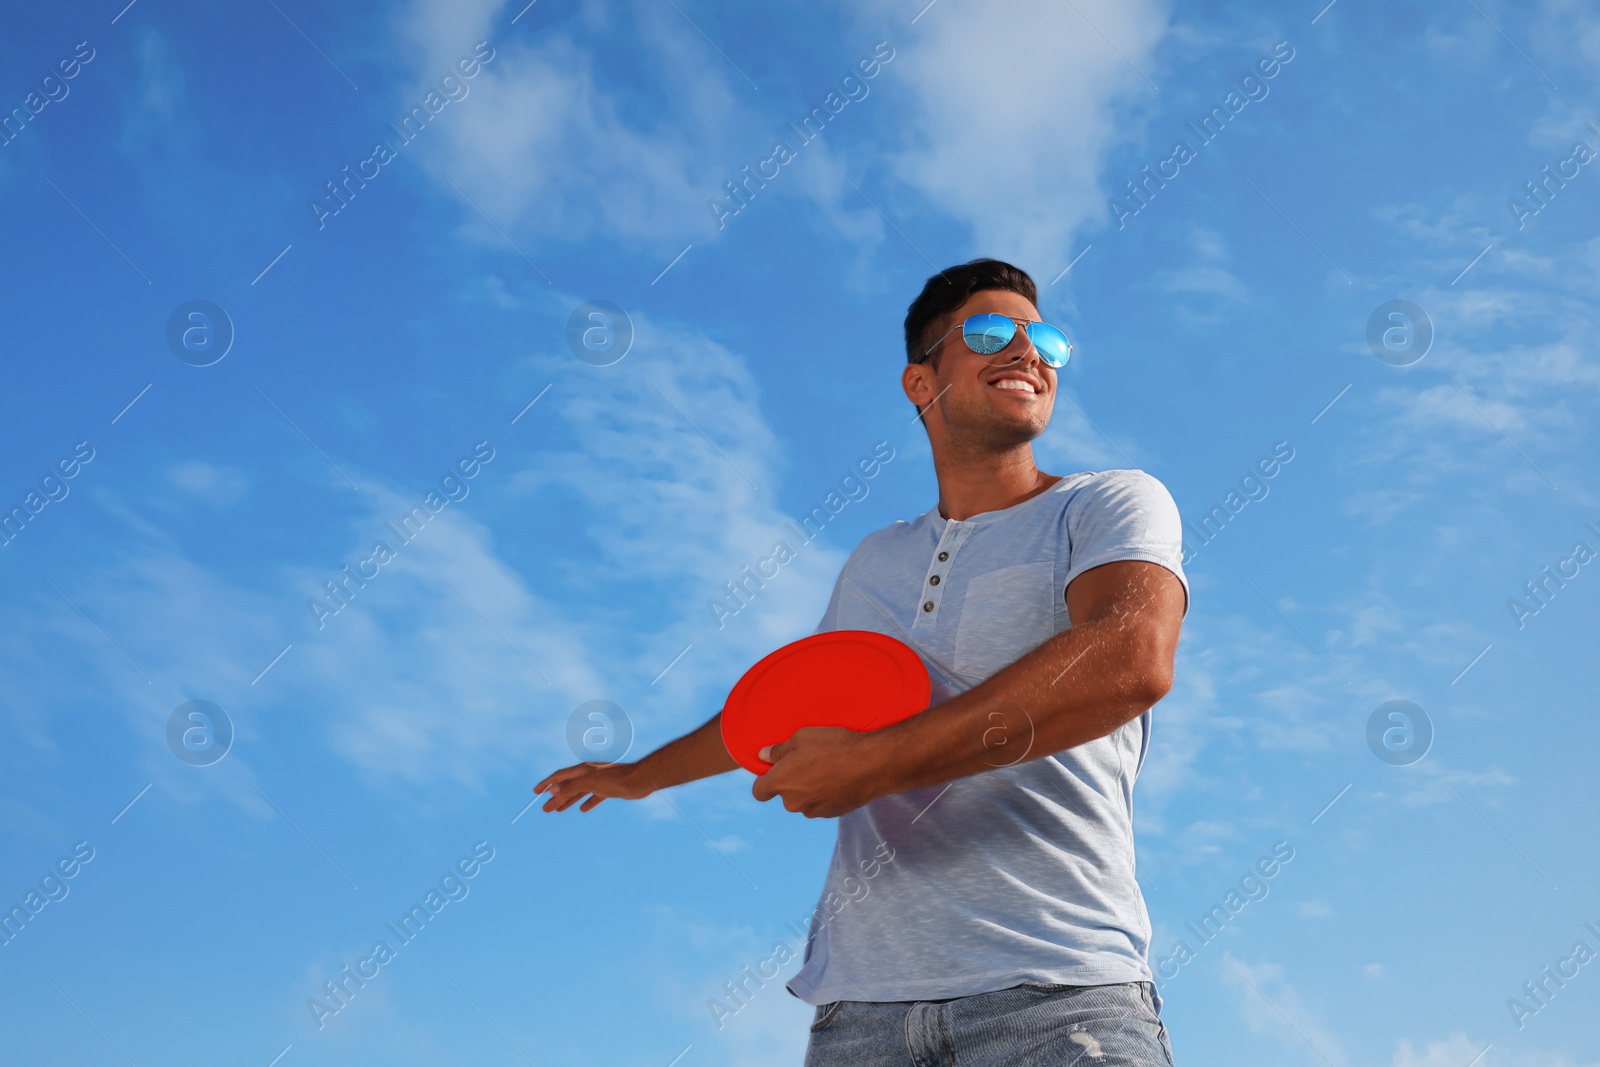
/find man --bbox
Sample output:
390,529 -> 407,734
535,258 -> 1189,1066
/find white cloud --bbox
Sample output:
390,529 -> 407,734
164,460 -> 249,504
387,0 -> 760,248
496,305 -> 853,664
1333,216 -> 1600,514
1393,761 -> 1515,808
1164,818 -> 1240,865
387,0 -> 1174,267
1391,1033 -> 1488,1067
1537,0 -> 1600,68
1221,954 -> 1349,1067
22,303 -> 850,809
1391,1031 -> 1600,1067
650,908 -> 815,1067
393,0 -> 500,78
712,983 -> 814,1067
125,27 -> 185,129
869,0 -> 1170,270
1161,227 -> 1250,307
1134,606 -> 1354,829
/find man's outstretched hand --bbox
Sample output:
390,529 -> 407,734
535,711 -> 742,813
535,762 -> 654,813
535,723 -> 891,819
751,726 -> 890,819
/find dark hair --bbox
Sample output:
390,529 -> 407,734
903,258 -> 1038,370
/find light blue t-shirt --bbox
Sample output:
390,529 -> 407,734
783,469 -> 1189,1016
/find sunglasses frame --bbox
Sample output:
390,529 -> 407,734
918,312 -> 1073,369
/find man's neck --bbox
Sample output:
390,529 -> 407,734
933,444 -> 1060,521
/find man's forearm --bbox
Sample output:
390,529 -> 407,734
746,561 -> 1187,820
625,712 -> 740,793
867,616 -> 1172,797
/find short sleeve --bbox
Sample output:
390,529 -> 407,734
1060,469 -> 1190,618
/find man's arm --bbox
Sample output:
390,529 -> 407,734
752,559 -> 1186,817
535,711 -> 740,813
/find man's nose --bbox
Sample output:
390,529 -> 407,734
1001,326 -> 1040,364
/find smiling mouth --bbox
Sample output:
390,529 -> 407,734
989,380 -> 1040,397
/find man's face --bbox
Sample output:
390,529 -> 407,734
903,289 -> 1058,450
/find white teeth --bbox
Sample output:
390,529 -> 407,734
992,379 -> 1035,393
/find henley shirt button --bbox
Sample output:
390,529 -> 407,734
929,575 -> 940,586
938,551 -> 949,561
922,601 -> 934,612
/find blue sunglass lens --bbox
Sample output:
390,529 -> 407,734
1025,322 -> 1072,368
962,313 -> 1015,355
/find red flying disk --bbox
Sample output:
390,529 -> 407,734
720,629 -> 933,775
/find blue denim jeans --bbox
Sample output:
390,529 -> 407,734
802,980 -> 1174,1066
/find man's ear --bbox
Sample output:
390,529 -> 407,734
903,361 -> 936,412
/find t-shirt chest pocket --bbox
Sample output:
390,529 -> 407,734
952,561 -> 1059,680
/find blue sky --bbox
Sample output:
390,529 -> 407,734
2,0 -> 1598,1064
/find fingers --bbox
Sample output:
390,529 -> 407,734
538,773 -> 586,812
752,778 -> 799,813
538,763 -> 625,813
750,774 -> 774,803
543,786 -> 592,813
534,763 -> 594,794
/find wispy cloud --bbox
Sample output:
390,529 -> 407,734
870,0 -> 1170,268
1221,953 -> 1349,1067
19,305 -> 852,807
